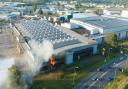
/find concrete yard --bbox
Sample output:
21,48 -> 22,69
0,28 -> 17,58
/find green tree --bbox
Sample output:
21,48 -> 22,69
11,0 -> 15,2
20,0 -> 23,3
94,9 -> 103,16
38,0 -> 45,3
75,2 -> 82,10
121,40 -> 128,53
32,4 -> 37,12
124,68 -> 128,76
22,0 -> 45,4
37,8 -> 44,17
105,32 -> 118,48
8,65 -> 22,89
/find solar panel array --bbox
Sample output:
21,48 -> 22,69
19,19 -> 81,49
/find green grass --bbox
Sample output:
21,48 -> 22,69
125,84 -> 128,89
31,80 -> 73,89
120,40 -> 128,53
105,67 -> 128,89
30,52 -> 119,89
124,68 -> 128,89
30,39 -> 128,89
105,73 -> 128,89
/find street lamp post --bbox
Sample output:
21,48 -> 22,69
98,79 -> 101,89
107,48 -> 112,60
104,58 -> 107,62
125,54 -> 128,69
72,67 -> 79,85
112,57 -> 119,88
112,66 -> 117,88
102,48 -> 106,62
78,55 -> 80,60
111,66 -> 117,88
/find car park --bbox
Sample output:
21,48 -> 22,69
108,77 -> 114,81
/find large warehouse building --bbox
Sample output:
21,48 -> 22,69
70,16 -> 128,44
13,19 -> 97,64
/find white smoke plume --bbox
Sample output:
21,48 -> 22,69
28,40 -> 54,75
30,40 -> 54,62
17,40 -> 54,86
0,40 -> 54,89
0,70 -> 9,89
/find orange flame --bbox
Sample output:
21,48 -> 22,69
50,55 -> 55,66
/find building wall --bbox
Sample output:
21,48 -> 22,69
65,44 -> 97,64
70,19 -> 103,34
61,23 -> 79,29
119,31 -> 127,39
103,25 -> 128,40
71,19 -> 128,44
65,52 -> 73,64
95,37 -> 103,44
103,25 -> 128,34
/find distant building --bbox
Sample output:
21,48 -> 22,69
61,23 -> 79,29
70,16 -> 128,44
72,13 -> 98,19
103,8 -> 122,16
0,14 -> 8,20
121,10 -> 128,18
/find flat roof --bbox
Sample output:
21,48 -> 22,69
71,27 -> 90,35
73,16 -> 128,29
15,19 -> 96,53
55,26 -> 96,54
0,29 -> 16,58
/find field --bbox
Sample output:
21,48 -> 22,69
30,40 -> 128,89
105,40 -> 128,89
125,84 -> 128,89
105,68 -> 128,89
105,74 -> 128,89
30,52 -> 119,89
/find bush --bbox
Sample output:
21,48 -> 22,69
124,68 -> 128,76
125,84 -> 128,89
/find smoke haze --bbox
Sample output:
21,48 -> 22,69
0,40 -> 54,89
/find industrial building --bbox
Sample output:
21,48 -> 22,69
69,16 -> 128,44
13,19 -> 97,64
103,8 -> 122,16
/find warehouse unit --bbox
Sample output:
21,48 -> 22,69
70,16 -> 128,44
14,19 -> 97,64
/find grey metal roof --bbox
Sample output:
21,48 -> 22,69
73,16 -> 128,29
16,20 -> 81,49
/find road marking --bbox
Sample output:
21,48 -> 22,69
79,72 -> 102,89
87,70 -> 110,89
77,57 -> 128,89
87,59 -> 127,89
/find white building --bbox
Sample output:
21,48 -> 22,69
61,23 -> 79,29
72,13 -> 97,19
70,16 -> 128,44
0,14 -> 8,20
64,4 -> 75,9
121,10 -> 128,18
103,8 -> 122,16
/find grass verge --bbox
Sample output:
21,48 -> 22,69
30,52 -> 119,89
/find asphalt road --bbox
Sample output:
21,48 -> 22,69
73,54 -> 128,89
